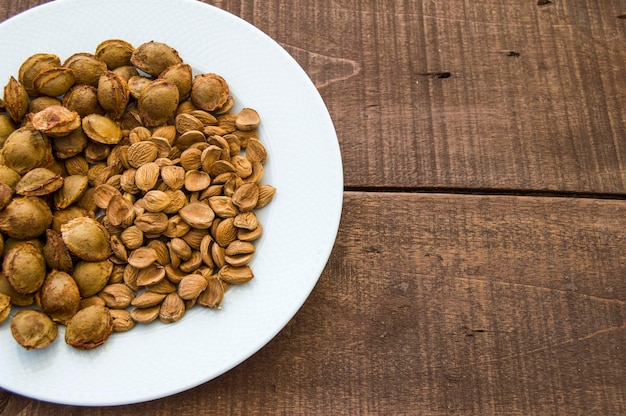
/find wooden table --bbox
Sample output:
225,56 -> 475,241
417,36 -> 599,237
1,1 -> 625,414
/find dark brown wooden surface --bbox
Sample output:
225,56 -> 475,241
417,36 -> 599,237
1,1 -> 625,415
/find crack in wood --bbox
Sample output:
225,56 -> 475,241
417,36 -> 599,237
342,186 -> 626,201
417,71 -> 452,79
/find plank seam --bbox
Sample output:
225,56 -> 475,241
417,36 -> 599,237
343,186 -> 626,200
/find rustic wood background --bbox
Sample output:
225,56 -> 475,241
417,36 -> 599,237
1,0 -> 625,415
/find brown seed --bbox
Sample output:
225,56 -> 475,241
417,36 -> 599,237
3,76 -> 29,122
218,265 -> 254,285
163,214 -> 191,238
127,75 -> 151,99
142,190 -> 171,212
63,84 -> 104,117
191,73 -> 229,112
120,225 -> 144,250
65,154 -> 90,176
233,211 -> 258,230
30,105 -> 81,137
160,63 -> 193,101
61,216 -> 112,261
97,70 -> 130,120
182,228 -> 210,250
179,251 -> 203,273
197,276 -> 225,309
159,292 -> 185,323
175,112 -> 204,134
246,138 -> 267,164
93,183 -> 121,209
199,234 -> 215,269
0,165 -> 21,190
214,217 -> 238,247
184,170 -> 211,192
15,167 -> 64,196
177,274 -> 208,300
28,95 -> 63,114
231,155 -> 253,178
3,241 -> 47,294
208,196 -> 239,218
134,212 -> 169,234
63,52 -> 107,87
160,165 -> 185,190
209,160 -> 235,177
131,291 -> 166,309
164,264 -> 186,284
96,39 -> 135,70
0,272 -> 34,307
136,263 -> 166,286
72,259 -> 114,298
38,270 -> 81,324
54,174 -> 89,209
82,114 -> 123,145
110,309 -> 135,332
42,229 -> 74,273
162,190 -> 187,215
130,305 -> 160,324
65,304 -> 113,350
135,162 -> 160,192
0,292 -> 10,324
33,67 -> 75,97
170,237 -> 192,260
179,147 -> 202,171
150,136 -> 172,158
231,183 -> 259,212
79,295 -> 106,310
52,128 -> 89,159
2,127 -> 52,175
120,168 -> 140,194
127,246 -> 158,269
11,309 -> 58,350
179,202 -> 215,229
235,108 -> 260,131
18,53 -> 61,95
131,41 -> 182,77
106,193 -> 136,227
176,130 -> 205,149
138,78 -> 180,127
224,240 -> 255,267
211,242 -> 226,269
99,283 -> 135,309
109,234 -> 128,262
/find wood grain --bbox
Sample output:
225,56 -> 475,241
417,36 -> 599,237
2,192 -> 624,415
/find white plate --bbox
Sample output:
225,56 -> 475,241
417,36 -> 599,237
0,0 -> 342,406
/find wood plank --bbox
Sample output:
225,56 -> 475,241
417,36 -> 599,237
2,192 -> 624,415
216,0 -> 626,193
2,0 -> 625,193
